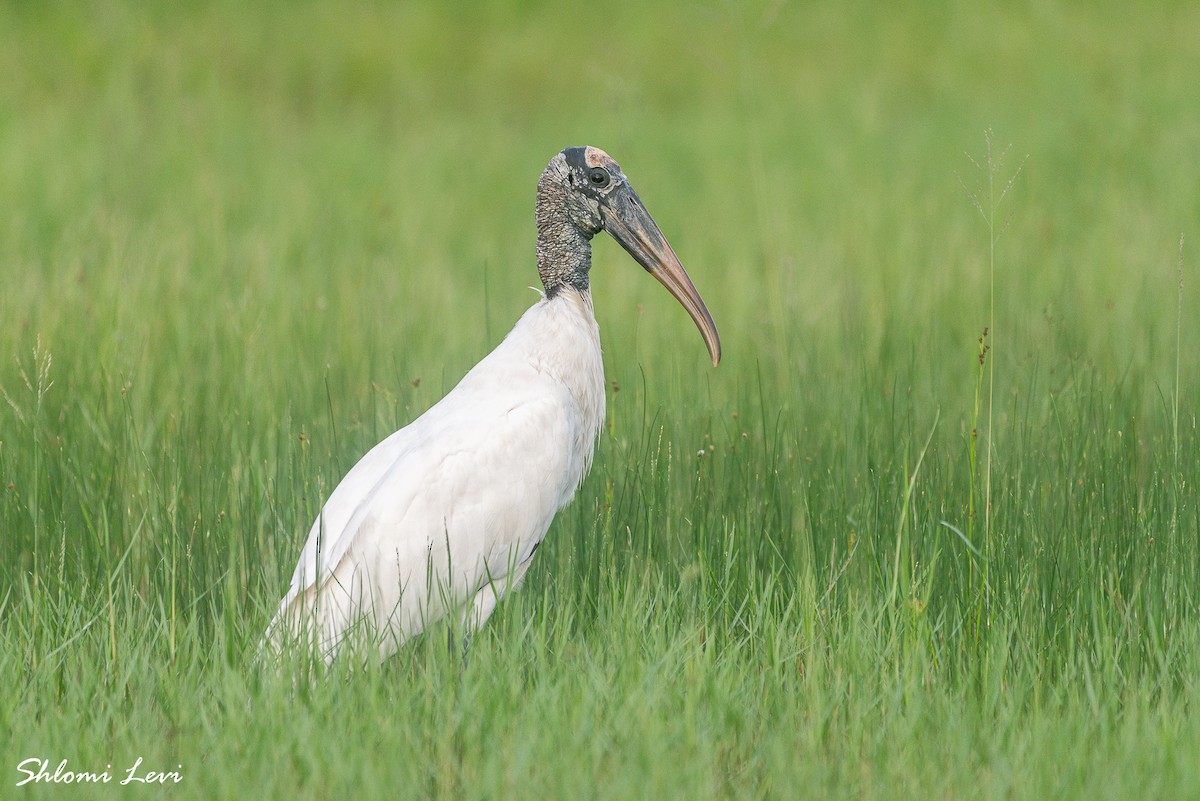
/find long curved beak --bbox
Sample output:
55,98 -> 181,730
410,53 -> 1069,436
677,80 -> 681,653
599,185 -> 722,366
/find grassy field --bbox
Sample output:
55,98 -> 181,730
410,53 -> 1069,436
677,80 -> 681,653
2,0 -> 1199,797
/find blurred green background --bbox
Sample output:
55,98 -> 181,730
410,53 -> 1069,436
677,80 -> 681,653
4,0 -> 1196,396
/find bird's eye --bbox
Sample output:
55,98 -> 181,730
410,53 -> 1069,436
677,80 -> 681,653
588,168 -> 610,187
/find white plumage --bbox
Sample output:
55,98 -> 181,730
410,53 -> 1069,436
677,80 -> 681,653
264,146 -> 719,662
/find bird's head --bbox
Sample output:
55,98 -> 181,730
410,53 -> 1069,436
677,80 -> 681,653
537,146 -> 721,366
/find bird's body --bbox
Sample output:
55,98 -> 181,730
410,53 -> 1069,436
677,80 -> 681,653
268,290 -> 604,657
265,146 -> 719,662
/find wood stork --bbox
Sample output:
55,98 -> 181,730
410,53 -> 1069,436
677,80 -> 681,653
264,146 -> 720,662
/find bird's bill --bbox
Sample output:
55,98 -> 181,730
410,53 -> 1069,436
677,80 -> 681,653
600,186 -> 722,366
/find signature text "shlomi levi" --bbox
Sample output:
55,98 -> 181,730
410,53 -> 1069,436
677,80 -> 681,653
16,757 -> 183,787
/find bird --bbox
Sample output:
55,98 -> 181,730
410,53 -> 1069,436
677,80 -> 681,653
263,146 -> 720,663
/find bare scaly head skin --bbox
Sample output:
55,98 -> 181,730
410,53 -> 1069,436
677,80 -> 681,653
535,147 -> 721,365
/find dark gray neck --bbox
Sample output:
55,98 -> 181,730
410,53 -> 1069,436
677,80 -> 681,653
535,182 -> 594,298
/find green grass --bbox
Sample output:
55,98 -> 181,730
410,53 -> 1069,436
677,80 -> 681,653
3,0 -> 1199,797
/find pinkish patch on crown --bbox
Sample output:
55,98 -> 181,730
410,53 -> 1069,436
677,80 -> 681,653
584,146 -> 618,171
